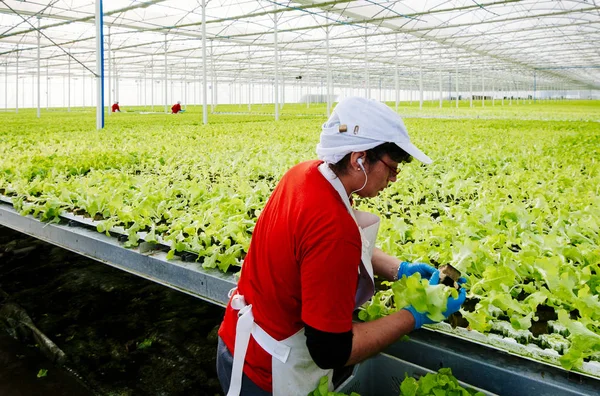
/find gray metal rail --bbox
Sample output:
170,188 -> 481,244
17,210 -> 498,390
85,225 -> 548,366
387,330 -> 600,396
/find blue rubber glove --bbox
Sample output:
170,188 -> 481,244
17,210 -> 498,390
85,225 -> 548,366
397,261 -> 436,281
403,270 -> 467,330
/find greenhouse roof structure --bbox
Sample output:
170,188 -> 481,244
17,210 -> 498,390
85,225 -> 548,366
1,0 -> 599,100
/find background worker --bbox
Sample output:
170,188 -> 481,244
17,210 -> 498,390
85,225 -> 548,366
171,101 -> 183,114
216,97 -> 467,396
111,101 -> 121,112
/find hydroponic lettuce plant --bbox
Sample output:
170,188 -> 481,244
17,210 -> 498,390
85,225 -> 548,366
399,368 -> 485,396
308,376 -> 360,396
309,367 -> 484,396
1,104 -> 599,373
358,273 -> 459,323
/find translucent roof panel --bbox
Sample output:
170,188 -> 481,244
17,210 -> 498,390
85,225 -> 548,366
1,0 -> 598,89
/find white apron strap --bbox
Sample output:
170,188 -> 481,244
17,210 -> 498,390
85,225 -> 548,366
228,303 -> 254,396
227,293 -> 291,396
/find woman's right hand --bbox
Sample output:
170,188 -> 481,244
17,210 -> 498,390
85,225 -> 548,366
402,270 -> 467,329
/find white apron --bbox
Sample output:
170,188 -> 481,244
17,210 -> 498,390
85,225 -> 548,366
227,163 -> 380,396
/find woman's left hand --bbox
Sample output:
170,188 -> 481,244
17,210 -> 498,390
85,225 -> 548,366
397,261 -> 436,280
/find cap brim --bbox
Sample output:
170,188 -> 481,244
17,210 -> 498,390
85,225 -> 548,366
395,141 -> 432,164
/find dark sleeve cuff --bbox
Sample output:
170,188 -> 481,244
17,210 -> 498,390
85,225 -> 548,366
304,323 -> 353,370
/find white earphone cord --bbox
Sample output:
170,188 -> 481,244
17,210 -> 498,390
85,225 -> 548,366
349,165 -> 368,197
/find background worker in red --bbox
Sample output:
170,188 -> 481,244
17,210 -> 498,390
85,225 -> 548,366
171,101 -> 182,114
111,101 -> 121,112
217,97 -> 467,396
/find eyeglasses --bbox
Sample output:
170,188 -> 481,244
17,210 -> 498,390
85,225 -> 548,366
378,158 -> 400,177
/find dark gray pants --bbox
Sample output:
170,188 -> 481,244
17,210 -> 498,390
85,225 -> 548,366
216,337 -> 272,396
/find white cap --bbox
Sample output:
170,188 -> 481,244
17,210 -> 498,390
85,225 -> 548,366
177,101 -> 181,104
316,97 -> 432,164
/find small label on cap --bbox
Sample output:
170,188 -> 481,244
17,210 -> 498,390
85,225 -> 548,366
339,124 -> 348,133
353,125 -> 360,135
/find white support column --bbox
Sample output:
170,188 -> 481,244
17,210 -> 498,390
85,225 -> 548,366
274,4 -> 279,121
419,42 -> 423,109
481,66 -> 485,107
144,71 -> 147,109
439,48 -> 442,108
210,40 -> 215,113
151,58 -> 155,111
248,46 -> 252,111
183,59 -> 187,110
82,67 -> 86,109
112,50 -> 117,103
107,26 -> 111,115
46,61 -> 49,110
364,26 -> 369,98
15,49 -> 19,114
306,70 -> 310,108
326,11 -> 331,117
455,59 -> 459,108
4,61 -> 7,111
395,34 -> 399,111
281,69 -> 285,110
492,71 -> 495,106
164,33 -> 168,113
469,62 -> 473,108
37,16 -> 41,118
202,0 -> 208,123
67,52 -> 70,112
95,0 -> 104,129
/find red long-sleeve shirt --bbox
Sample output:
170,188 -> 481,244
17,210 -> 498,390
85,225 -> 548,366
111,103 -> 120,112
171,103 -> 181,113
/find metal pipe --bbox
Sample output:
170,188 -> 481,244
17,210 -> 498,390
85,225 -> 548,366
202,0 -> 208,123
455,59 -> 459,108
419,42 -> 423,110
326,11 -> 331,117
82,67 -> 85,109
248,46 -> 251,112
469,62 -> 473,108
4,61 -> 6,111
164,33 -> 168,113
15,48 -> 18,114
144,70 -> 147,109
364,26 -> 368,98
96,0 -> 104,129
151,57 -> 154,111
395,34 -> 398,111
107,26 -> 111,115
37,16 -> 40,118
210,39 -> 214,113
481,66 -> 485,107
533,71 -> 537,103
274,4 -> 279,121
67,51 -> 70,112
439,48 -> 442,108
492,71 -> 495,106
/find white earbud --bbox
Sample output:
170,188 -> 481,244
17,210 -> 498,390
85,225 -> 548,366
350,157 -> 368,197
357,157 -> 365,171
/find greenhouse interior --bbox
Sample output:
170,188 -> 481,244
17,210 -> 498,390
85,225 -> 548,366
0,0 -> 599,395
